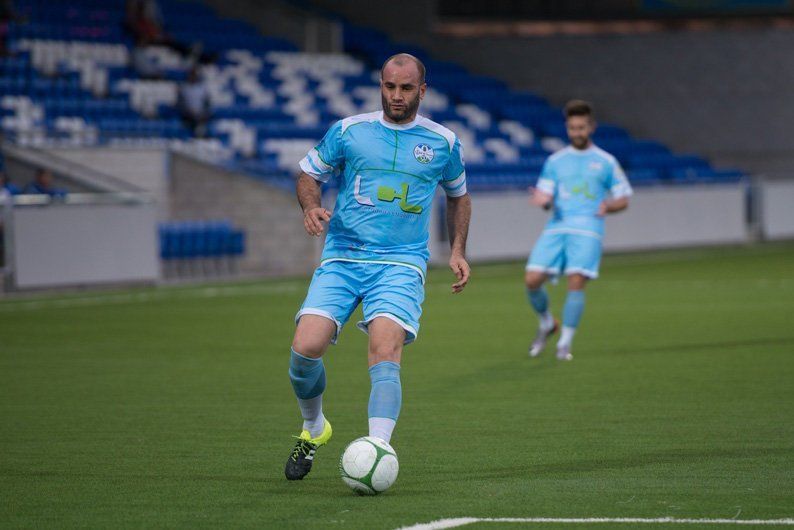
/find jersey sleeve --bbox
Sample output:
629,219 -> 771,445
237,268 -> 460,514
439,137 -> 467,197
298,120 -> 344,183
536,157 -> 557,195
606,159 -> 633,198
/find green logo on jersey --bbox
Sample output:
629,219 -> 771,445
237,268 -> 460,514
377,183 -> 423,214
570,181 -> 596,200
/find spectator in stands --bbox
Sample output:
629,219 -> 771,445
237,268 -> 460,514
178,67 -> 211,137
0,0 -> 21,57
131,34 -> 164,80
1,171 -> 20,196
24,169 -> 67,198
124,0 -> 214,66
125,0 -> 166,45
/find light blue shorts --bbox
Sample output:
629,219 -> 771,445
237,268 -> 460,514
296,260 -> 424,345
526,230 -> 602,279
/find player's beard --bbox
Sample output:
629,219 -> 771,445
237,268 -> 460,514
382,92 -> 421,124
571,136 -> 590,150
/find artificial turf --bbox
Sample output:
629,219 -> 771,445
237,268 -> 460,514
1,243 -> 792,529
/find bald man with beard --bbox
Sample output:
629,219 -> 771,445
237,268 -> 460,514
284,54 -> 472,481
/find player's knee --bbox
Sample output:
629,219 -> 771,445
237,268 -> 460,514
369,341 -> 402,364
291,330 -> 327,358
292,315 -> 336,357
525,271 -> 545,290
567,274 -> 588,290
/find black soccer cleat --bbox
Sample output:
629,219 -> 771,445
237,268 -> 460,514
284,419 -> 332,480
285,438 -> 318,480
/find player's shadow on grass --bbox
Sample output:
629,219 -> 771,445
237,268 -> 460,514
433,358 -> 562,393
607,336 -> 794,356
7,469 -> 386,500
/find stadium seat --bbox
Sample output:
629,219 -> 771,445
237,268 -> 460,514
1,0 -> 744,187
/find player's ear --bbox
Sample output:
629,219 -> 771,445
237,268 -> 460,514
419,82 -> 426,100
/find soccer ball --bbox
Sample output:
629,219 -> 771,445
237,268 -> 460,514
339,436 -> 399,495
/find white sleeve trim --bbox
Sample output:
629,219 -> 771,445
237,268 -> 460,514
441,171 -> 467,197
610,182 -> 633,198
309,148 -> 333,171
445,183 -> 468,197
536,178 -> 555,195
299,154 -> 331,183
610,164 -> 633,198
442,171 -> 466,189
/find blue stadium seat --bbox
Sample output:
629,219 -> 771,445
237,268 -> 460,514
3,0 -> 745,192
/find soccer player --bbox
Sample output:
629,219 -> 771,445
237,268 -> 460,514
525,100 -> 632,361
284,53 -> 472,480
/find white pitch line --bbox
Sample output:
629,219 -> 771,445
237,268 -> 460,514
398,519 -> 479,530
397,517 -> 794,530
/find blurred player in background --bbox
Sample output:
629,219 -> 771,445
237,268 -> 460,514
525,100 -> 632,361
284,53 -> 472,480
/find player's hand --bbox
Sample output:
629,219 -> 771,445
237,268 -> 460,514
597,201 -> 608,217
303,207 -> 332,236
528,186 -> 552,210
449,253 -> 470,294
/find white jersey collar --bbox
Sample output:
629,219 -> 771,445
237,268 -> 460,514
567,144 -> 596,155
378,111 -> 419,131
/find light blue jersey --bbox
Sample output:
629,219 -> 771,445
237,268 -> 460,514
528,144 -> 633,279
299,111 -> 466,281
536,145 -> 632,239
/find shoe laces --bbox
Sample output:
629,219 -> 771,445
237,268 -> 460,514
289,437 -> 314,462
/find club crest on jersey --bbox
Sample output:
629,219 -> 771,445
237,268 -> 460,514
588,161 -> 603,171
413,144 -> 434,164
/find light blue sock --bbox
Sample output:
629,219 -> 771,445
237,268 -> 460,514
562,290 -> 586,328
289,349 -> 326,400
527,287 -> 549,314
368,361 -> 401,442
289,349 -> 327,437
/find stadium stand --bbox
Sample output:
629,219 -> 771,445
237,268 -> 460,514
0,0 -> 746,195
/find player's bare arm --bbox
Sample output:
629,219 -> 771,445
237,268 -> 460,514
598,196 -> 629,216
296,172 -> 331,236
529,186 -> 553,210
447,193 -> 471,294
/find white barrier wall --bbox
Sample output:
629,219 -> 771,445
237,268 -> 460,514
450,193 -> 546,263
0,176 -> 762,290
604,184 -> 747,250
432,183 -> 748,264
760,179 -> 794,240
48,147 -> 170,218
6,197 -> 159,289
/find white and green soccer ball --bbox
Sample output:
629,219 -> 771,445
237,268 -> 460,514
339,436 -> 399,495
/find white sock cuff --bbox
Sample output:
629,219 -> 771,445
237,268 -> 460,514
298,395 -> 325,437
558,326 -> 576,347
368,417 -> 396,444
303,411 -> 326,439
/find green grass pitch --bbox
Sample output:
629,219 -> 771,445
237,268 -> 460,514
1,243 -> 793,529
